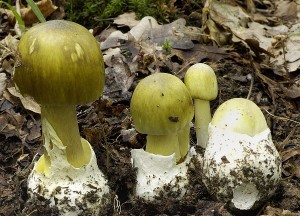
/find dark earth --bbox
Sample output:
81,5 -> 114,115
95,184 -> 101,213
0,0 -> 300,215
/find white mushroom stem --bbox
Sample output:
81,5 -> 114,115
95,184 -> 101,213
194,99 -> 211,148
146,134 -> 181,162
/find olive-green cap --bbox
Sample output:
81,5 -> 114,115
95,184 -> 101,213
184,63 -> 218,101
130,73 -> 194,135
14,20 -> 105,105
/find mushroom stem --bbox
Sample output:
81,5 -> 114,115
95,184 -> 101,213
194,99 -> 211,148
146,134 -> 181,162
178,123 -> 190,161
41,105 -> 91,169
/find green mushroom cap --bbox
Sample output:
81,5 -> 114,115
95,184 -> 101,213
14,20 -> 105,105
184,63 -> 218,101
130,73 -> 194,135
211,98 -> 268,137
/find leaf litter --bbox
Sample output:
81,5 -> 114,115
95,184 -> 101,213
0,0 -> 300,215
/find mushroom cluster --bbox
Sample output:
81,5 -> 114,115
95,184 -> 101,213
14,20 -> 109,215
14,17 -> 282,213
130,72 -> 194,200
202,98 -> 281,210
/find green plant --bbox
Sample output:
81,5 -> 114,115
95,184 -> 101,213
25,0 -> 46,23
0,1 -> 25,32
162,39 -> 172,55
64,0 -> 181,28
0,0 -> 46,34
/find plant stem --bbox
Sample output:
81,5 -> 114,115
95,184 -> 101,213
146,134 -> 181,162
41,105 -> 90,168
194,99 -> 211,148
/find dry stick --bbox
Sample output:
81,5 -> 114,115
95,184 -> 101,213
246,73 -> 254,100
15,0 -> 22,36
101,126 -> 110,170
148,18 -> 160,73
277,127 -> 297,151
263,109 -> 300,125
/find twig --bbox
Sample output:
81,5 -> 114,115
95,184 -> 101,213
148,18 -> 160,73
15,0 -> 22,36
246,73 -> 254,100
263,109 -> 300,125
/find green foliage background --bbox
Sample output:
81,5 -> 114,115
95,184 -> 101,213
64,0 -> 197,28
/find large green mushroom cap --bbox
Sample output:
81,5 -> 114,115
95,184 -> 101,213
211,98 -> 268,136
130,73 -> 194,135
14,20 -> 105,105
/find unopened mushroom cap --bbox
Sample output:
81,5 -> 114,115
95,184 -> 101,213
14,20 -> 105,105
184,63 -> 218,100
211,98 -> 268,137
130,73 -> 194,135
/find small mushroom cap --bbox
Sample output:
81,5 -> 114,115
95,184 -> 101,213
14,20 -> 105,105
130,73 -> 194,135
184,63 -> 218,100
211,98 -> 268,137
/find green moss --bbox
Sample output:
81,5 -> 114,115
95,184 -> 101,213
64,0 -> 181,28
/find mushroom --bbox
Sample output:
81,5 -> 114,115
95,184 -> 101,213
14,20 -> 109,215
202,98 -> 281,210
184,63 -> 218,148
130,72 -> 194,200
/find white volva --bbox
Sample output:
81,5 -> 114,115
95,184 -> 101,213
203,124 -> 281,210
131,148 -> 194,200
202,98 -> 281,210
27,120 -> 109,216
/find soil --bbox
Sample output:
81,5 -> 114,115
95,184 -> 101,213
1,2 -> 300,216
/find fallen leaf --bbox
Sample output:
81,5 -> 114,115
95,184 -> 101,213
100,30 -> 128,50
0,73 -> 7,98
281,146 -> 300,162
0,0 -> 57,25
274,0 -> 298,21
7,87 -> 41,114
104,55 -> 134,98
113,12 -> 139,29
281,82 -> 300,99
26,124 -> 41,142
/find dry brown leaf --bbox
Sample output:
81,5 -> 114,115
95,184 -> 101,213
0,0 -> 57,25
274,0 -> 298,21
0,73 -> 7,98
7,87 -> 41,114
26,124 -> 41,142
113,12 -> 139,29
281,82 -> 300,99
263,205 -> 300,216
281,147 -> 300,162
104,55 -> 134,98
171,44 -> 229,76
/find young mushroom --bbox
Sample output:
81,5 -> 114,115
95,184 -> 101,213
202,98 -> 281,210
14,20 -> 109,215
184,63 -> 218,148
130,72 -> 194,200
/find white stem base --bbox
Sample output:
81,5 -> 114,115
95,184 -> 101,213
131,148 -> 194,201
28,139 -> 110,216
202,124 -> 281,210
